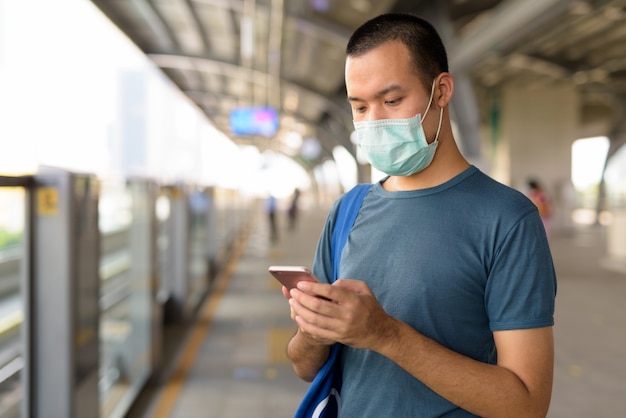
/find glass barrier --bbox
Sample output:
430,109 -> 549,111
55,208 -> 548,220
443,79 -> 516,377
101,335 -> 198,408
155,191 -> 171,305
99,180 -> 152,418
0,184 -> 26,418
187,189 -> 209,307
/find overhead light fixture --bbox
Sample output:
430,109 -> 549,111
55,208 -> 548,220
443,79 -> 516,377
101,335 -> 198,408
310,0 -> 330,13
604,6 -> 624,21
569,1 -> 592,16
350,0 -> 371,13
286,132 -> 303,148
240,16 -> 254,60
301,137 -> 322,160
284,90 -> 299,112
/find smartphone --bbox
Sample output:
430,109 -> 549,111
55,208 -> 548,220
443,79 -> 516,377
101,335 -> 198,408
268,265 -> 319,290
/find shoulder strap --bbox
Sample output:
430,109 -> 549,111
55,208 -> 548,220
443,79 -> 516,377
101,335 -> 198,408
330,184 -> 373,282
293,184 -> 372,418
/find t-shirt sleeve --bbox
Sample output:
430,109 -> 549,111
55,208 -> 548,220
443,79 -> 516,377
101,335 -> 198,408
311,199 -> 341,285
486,210 -> 557,331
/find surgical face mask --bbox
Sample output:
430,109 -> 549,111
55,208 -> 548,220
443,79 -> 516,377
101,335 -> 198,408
353,81 -> 443,177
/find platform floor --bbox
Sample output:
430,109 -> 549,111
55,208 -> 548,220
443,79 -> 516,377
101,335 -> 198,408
130,204 -> 626,418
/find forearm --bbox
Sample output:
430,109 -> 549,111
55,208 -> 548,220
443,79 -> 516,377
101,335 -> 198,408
376,319 -> 552,418
287,328 -> 331,382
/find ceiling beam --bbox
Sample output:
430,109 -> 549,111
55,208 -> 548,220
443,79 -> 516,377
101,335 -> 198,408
129,0 -> 180,51
449,0 -> 577,73
148,53 -> 353,128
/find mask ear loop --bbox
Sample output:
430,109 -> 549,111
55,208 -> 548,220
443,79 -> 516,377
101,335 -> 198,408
420,80 -> 437,123
423,79 -> 443,143
433,107 -> 443,142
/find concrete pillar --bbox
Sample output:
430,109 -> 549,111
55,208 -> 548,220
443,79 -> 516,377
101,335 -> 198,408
495,83 -> 579,233
608,212 -> 626,259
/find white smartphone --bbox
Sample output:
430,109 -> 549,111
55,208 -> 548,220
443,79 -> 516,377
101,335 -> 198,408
268,265 -> 319,290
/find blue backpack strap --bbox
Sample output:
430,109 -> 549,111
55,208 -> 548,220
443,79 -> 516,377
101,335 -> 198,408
294,183 -> 372,418
331,183 -> 373,282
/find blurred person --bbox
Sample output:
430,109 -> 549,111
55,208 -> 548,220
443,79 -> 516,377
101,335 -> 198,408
283,13 -> 556,417
288,188 -> 301,230
266,194 -> 278,242
527,179 -> 552,237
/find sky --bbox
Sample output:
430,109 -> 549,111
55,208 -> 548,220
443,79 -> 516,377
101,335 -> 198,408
0,0 -> 321,200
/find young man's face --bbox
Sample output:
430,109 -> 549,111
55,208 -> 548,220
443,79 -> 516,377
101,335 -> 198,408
345,40 -> 432,124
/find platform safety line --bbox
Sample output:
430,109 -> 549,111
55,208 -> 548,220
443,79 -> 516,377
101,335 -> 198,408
149,221 -> 254,418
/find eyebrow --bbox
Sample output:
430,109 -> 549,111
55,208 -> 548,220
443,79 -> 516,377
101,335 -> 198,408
347,84 -> 405,103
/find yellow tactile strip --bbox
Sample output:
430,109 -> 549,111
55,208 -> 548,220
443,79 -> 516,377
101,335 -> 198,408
149,222 -> 252,418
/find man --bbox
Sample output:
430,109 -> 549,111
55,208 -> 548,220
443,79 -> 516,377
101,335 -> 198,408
283,13 -> 557,417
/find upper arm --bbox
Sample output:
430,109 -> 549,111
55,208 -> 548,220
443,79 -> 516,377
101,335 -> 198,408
494,326 -> 554,415
311,199 -> 341,284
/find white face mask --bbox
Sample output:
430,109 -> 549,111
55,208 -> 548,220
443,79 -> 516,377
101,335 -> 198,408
353,81 -> 443,176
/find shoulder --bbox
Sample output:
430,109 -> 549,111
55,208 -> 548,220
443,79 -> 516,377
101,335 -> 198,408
466,169 -> 536,214
334,183 -> 374,210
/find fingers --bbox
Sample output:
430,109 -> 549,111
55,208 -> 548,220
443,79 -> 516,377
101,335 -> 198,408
289,287 -> 337,318
288,289 -> 340,340
295,278 -> 372,299
287,279 -> 386,349
333,278 -> 371,294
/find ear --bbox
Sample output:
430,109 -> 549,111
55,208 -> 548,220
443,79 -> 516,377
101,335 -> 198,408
435,72 -> 454,108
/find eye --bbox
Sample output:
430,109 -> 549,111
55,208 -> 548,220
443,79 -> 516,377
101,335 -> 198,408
385,97 -> 402,106
353,105 -> 367,114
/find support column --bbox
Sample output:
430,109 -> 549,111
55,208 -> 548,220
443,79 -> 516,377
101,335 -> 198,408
496,83 -> 579,232
32,167 -> 100,418
163,185 -> 191,322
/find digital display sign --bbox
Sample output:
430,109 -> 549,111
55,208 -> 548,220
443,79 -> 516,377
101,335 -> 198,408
229,106 -> 279,137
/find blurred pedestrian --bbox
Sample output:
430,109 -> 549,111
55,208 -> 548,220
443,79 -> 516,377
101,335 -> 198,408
288,188 -> 301,230
266,194 -> 278,242
527,179 -> 552,237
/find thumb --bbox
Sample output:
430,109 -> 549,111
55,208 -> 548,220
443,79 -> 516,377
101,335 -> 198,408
333,278 -> 370,294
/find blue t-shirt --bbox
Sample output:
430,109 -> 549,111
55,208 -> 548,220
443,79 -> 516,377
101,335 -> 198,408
311,166 -> 557,417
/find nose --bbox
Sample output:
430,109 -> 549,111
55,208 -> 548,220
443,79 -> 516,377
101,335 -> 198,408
367,105 -> 386,122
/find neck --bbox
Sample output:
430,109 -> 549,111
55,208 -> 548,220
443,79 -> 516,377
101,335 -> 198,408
382,135 -> 470,191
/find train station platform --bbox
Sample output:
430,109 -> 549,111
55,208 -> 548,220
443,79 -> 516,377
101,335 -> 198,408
128,203 -> 626,418
128,202 -> 329,418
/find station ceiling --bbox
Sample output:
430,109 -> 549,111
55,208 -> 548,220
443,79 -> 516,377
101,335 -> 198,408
90,0 -> 626,166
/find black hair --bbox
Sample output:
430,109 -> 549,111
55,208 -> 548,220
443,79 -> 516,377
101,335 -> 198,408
346,13 -> 449,91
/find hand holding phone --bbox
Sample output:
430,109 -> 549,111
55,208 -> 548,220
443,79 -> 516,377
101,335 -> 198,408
268,265 -> 319,291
